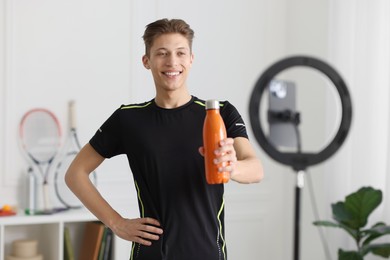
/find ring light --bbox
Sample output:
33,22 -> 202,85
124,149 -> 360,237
249,56 -> 352,171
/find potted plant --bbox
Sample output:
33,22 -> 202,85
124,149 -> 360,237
313,186 -> 390,260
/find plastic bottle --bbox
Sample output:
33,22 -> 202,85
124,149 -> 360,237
203,99 -> 229,184
25,167 -> 37,215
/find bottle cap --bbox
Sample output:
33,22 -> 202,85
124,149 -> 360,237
205,99 -> 220,110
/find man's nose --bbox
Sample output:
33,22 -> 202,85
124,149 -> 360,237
166,54 -> 178,66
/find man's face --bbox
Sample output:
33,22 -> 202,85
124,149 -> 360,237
142,33 -> 194,93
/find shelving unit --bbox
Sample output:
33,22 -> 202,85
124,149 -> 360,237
0,208 -> 131,260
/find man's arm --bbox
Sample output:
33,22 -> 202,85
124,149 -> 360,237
65,143 -> 163,245
229,137 -> 264,184
199,137 -> 264,184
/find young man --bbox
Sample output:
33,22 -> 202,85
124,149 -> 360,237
65,18 -> 263,260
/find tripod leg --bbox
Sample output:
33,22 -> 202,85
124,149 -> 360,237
294,170 -> 305,260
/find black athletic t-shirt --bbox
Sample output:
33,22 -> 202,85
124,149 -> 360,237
89,96 -> 248,260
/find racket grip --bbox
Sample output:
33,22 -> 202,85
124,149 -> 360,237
68,100 -> 77,130
42,183 -> 52,211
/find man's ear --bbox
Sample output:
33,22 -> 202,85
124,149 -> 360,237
190,53 -> 194,67
142,55 -> 150,69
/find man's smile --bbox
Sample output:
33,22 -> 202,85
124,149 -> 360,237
163,71 -> 182,77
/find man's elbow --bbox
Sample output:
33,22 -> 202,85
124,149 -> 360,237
252,163 -> 264,183
64,166 -> 79,189
64,170 -> 73,188
253,171 -> 264,183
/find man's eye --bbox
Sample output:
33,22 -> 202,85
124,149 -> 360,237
178,52 -> 186,56
157,52 -> 167,56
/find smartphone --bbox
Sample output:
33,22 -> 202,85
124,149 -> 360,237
268,79 -> 298,149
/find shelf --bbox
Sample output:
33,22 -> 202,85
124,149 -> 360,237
0,208 -> 132,260
0,209 -> 97,260
0,208 -> 96,226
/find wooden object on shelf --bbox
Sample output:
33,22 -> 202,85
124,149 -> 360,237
79,221 -> 105,260
6,239 -> 43,260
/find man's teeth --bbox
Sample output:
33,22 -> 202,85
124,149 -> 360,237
164,72 -> 180,76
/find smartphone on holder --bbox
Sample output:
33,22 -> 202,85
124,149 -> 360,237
268,79 -> 298,150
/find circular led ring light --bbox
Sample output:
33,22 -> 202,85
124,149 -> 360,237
249,56 -> 352,171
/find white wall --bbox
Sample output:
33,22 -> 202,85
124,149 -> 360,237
325,1 -> 390,259
1,0 -> 136,210
0,0 -> 342,260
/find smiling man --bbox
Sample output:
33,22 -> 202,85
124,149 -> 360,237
142,32 -> 193,105
65,18 -> 263,260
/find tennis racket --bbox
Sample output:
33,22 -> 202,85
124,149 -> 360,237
19,108 -> 62,212
54,100 -> 98,209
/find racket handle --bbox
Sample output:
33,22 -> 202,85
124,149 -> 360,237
27,168 -> 37,214
68,100 -> 77,130
42,182 -> 52,211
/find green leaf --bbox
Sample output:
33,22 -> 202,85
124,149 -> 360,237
338,249 -> 363,260
313,220 -> 358,240
361,243 -> 390,257
313,220 -> 341,228
334,187 -> 382,229
345,187 -> 382,228
332,201 -> 353,223
362,223 -> 390,245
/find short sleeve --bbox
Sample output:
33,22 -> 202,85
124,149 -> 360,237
89,108 -> 124,158
220,101 -> 249,139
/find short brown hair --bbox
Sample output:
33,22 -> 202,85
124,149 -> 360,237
142,18 -> 194,56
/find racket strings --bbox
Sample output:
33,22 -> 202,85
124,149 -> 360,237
21,111 -> 61,162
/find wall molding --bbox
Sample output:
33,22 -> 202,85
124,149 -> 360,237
0,0 -> 5,186
3,0 -> 18,187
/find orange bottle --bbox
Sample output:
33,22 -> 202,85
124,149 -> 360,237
203,99 -> 229,184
